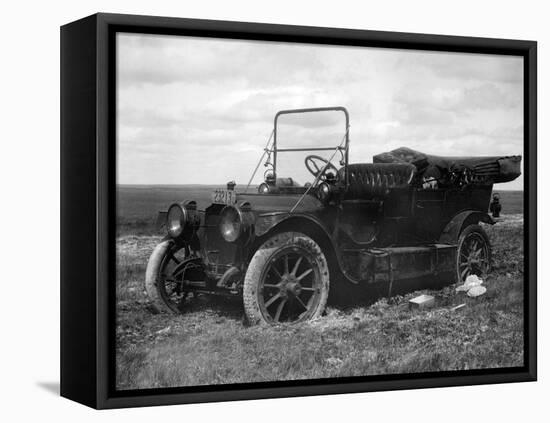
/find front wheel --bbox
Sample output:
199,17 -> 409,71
456,224 -> 492,283
145,239 -> 188,313
243,232 -> 330,325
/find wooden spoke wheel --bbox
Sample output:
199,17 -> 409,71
145,239 -> 188,313
244,232 -> 330,325
456,224 -> 491,283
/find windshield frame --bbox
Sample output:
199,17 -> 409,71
272,106 -> 350,187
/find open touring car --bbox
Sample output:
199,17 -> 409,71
145,106 -> 521,325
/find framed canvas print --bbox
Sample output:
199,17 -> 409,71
60,13 -> 537,409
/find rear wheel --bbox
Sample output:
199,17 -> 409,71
243,232 -> 330,325
456,224 -> 491,283
145,239 -> 188,313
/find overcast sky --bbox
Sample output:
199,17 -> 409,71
117,33 -> 524,190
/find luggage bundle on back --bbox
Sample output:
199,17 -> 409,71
373,147 -> 521,187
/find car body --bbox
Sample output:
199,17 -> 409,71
145,106 -> 522,324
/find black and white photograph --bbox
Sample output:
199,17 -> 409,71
115,32 -> 526,390
3,0 -> 548,418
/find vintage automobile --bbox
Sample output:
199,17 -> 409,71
145,106 -> 521,325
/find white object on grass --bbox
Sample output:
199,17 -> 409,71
456,274 -> 484,292
450,303 -> 466,311
467,285 -> 487,297
409,294 -> 435,309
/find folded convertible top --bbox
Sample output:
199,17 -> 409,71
373,147 -> 521,184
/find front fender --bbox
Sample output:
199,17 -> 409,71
253,213 -> 361,286
439,210 -> 495,244
254,212 -> 331,238
254,212 -> 285,237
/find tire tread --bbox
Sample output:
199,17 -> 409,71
243,232 -> 330,325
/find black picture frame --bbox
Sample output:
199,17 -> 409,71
60,12 -> 537,409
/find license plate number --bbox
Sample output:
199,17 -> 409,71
211,189 -> 237,205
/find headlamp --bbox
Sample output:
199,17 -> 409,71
219,204 -> 254,243
258,182 -> 270,194
166,201 -> 200,239
317,182 -> 331,202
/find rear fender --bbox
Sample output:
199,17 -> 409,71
439,210 -> 495,244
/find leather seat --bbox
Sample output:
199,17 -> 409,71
339,163 -> 416,198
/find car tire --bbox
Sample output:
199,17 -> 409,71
145,239 -> 186,314
456,224 -> 492,283
243,232 -> 330,325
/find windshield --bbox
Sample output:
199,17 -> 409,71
271,108 -> 349,185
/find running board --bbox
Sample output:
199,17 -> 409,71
341,244 -> 457,289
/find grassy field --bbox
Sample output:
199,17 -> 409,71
115,186 -> 524,390
117,220 -> 523,389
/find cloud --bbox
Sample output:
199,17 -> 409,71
117,33 -> 324,89
397,51 -> 523,84
116,34 -> 524,190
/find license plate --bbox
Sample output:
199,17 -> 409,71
211,189 -> 238,205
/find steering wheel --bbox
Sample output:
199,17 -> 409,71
304,155 -> 339,182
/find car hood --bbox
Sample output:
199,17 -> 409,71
233,192 -> 324,214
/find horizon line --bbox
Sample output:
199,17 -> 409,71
116,183 -> 524,191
